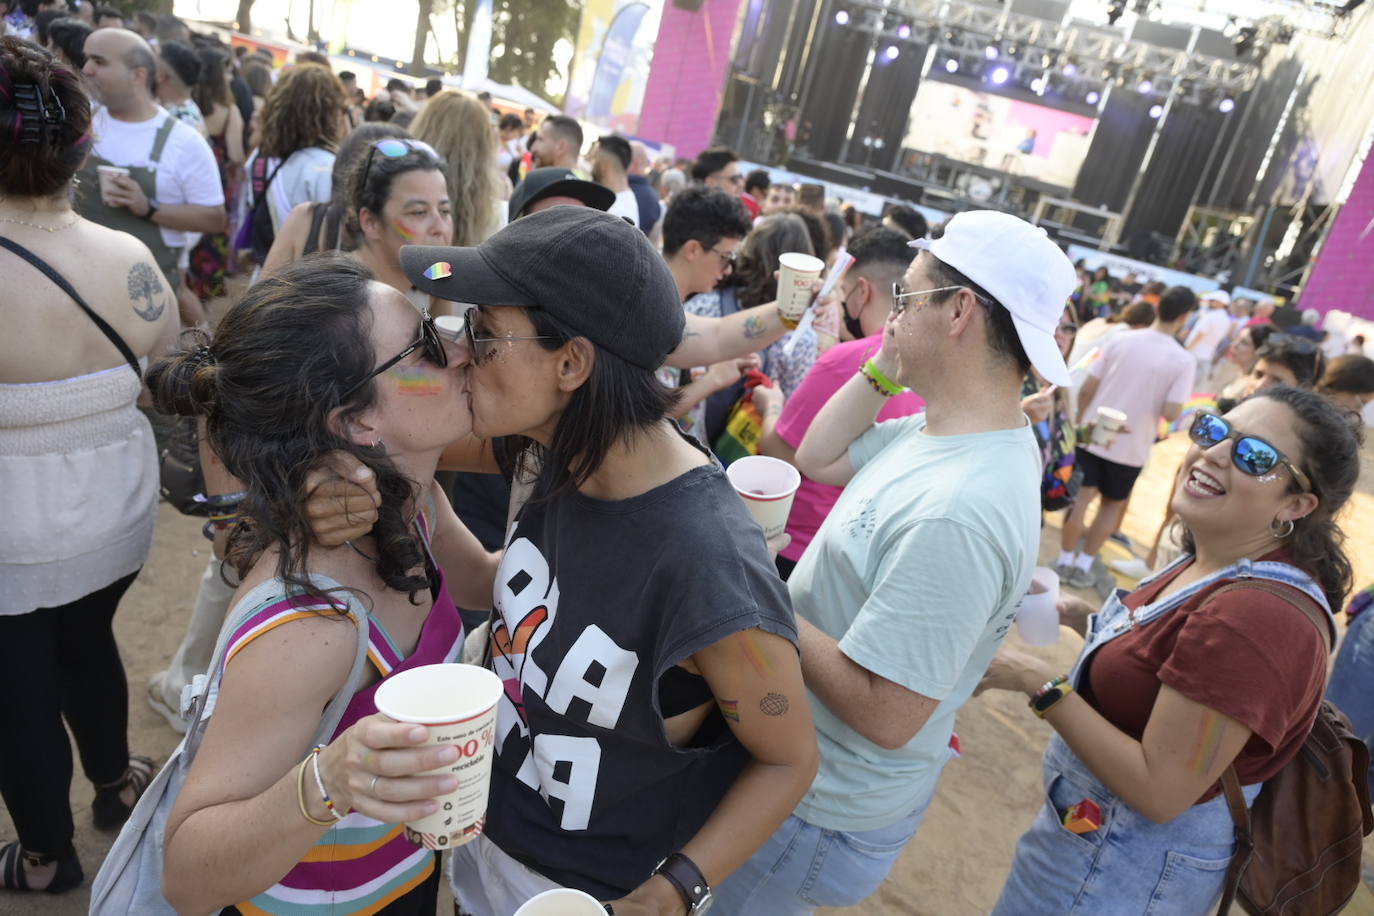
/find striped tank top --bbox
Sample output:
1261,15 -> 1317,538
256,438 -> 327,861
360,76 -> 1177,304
224,522 -> 465,916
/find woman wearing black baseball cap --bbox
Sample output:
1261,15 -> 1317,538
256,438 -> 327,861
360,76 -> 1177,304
322,207 -> 818,914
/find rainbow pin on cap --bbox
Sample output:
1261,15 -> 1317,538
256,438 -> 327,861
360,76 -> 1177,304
423,262 -> 452,281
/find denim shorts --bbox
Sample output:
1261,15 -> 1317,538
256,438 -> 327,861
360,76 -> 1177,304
710,798 -> 931,915
1326,607 -> 1374,796
992,735 -> 1259,916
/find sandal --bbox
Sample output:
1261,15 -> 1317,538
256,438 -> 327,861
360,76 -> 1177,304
0,841 -> 84,893
91,755 -> 156,831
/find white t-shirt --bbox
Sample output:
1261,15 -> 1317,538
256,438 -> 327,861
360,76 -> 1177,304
243,147 -> 335,235
607,188 -> 639,227
1086,328 -> 1196,468
90,107 -> 225,249
1187,307 -> 1233,357
789,414 -> 1042,832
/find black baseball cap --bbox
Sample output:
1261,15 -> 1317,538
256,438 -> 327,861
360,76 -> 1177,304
400,208 -> 684,371
508,167 -> 614,222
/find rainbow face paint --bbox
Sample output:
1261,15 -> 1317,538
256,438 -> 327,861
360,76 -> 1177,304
424,261 -> 452,281
388,365 -> 444,396
391,218 -> 418,241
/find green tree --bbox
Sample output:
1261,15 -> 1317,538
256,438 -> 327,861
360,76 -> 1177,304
425,0 -> 578,101
235,0 -> 255,34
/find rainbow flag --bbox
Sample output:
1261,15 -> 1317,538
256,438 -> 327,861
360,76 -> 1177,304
1159,393 -> 1218,438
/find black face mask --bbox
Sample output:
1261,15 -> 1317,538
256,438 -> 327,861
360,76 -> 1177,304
839,285 -> 866,340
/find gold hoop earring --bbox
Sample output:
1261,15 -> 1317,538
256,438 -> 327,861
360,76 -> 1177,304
1270,517 -> 1295,539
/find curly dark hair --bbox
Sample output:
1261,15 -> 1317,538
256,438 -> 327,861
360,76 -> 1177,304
723,212 -> 813,310
257,63 -> 346,159
1180,385 -> 1363,613
147,255 -> 430,606
0,38 -> 92,198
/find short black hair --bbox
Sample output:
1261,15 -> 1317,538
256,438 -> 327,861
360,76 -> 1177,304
923,221 -> 1030,375
744,168 -> 770,194
662,186 -> 752,258
338,69 -> 356,82
385,78 -> 410,94
159,40 -> 201,87
498,112 -> 523,132
424,78 -> 442,96
884,204 -> 928,241
48,16 -> 91,67
93,5 -> 121,21
541,114 -> 583,151
1256,335 -> 1324,388
597,134 -> 632,171
1156,285 -> 1198,323
690,146 -> 737,182
33,8 -> 62,44
135,10 -> 156,28
847,226 -> 915,277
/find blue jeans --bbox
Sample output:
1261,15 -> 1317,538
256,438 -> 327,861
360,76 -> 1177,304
711,800 -> 930,915
1326,608 -> 1374,797
993,735 -> 1259,916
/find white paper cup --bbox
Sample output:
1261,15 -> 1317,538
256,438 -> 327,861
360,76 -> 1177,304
726,455 -> 802,540
96,165 -> 130,206
373,663 -> 503,850
1089,406 -> 1127,448
513,888 -> 607,916
1015,567 -> 1061,646
776,251 -> 824,323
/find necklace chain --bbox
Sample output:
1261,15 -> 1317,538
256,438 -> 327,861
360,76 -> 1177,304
345,540 -> 376,563
0,213 -> 80,233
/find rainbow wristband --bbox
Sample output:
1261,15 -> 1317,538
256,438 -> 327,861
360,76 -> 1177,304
861,358 -> 904,397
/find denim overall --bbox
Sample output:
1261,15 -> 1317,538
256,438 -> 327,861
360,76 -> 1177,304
992,556 -> 1332,916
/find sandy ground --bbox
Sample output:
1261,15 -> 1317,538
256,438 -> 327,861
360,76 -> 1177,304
5,427 -> 1374,915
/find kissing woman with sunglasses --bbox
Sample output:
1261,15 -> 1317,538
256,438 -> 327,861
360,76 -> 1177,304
150,256 -> 500,915
979,386 -> 1362,915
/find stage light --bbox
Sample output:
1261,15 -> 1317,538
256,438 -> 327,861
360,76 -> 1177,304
1149,104 -> 1164,118
985,45 -> 999,60
1137,79 -> 1153,94
1107,0 -> 1126,25
1086,90 -> 1101,104
990,67 -> 1010,85
884,45 -> 900,61
1030,77 -> 1046,94
1062,63 -> 1078,77
944,58 -> 960,73
896,24 -> 911,39
834,9 -> 850,25
1219,97 -> 1236,113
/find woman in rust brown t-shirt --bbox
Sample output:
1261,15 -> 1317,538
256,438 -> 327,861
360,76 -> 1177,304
982,386 -> 1361,915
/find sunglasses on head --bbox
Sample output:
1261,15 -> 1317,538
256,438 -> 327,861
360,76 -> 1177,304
361,138 -> 441,186
341,308 -> 447,400
1188,412 -> 1312,492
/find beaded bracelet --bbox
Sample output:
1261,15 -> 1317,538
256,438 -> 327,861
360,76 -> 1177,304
296,757 -> 334,827
201,512 -> 239,541
309,745 -> 345,821
205,490 -> 249,508
861,358 -> 904,397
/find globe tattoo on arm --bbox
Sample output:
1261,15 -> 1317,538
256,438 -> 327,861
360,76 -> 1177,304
128,262 -> 168,322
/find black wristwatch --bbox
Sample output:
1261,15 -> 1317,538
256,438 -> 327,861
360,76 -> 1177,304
654,853 -> 713,914
143,197 -> 159,221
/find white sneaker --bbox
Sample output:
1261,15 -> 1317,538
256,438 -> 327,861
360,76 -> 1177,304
147,671 -> 188,735
1111,557 -> 1153,580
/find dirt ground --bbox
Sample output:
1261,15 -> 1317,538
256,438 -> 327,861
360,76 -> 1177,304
5,429 -> 1374,915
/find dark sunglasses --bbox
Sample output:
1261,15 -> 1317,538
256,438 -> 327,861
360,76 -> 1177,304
361,138 -> 441,187
1266,332 -> 1318,355
1188,413 -> 1312,493
341,309 -> 447,399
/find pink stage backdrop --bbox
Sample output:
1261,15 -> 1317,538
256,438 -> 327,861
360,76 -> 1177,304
638,0 -> 744,159
1302,151 -> 1374,320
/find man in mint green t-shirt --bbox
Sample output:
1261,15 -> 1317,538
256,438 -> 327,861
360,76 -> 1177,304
713,211 -> 1078,915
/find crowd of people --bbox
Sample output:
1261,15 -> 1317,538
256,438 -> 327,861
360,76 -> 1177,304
3,10 -> 1374,916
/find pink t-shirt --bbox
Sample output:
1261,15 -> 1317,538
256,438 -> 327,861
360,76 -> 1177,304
774,335 -> 923,561
1085,328 -> 1196,468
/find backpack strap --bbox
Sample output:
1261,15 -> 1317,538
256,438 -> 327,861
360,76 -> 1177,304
1214,579 -> 1332,916
0,236 -> 142,378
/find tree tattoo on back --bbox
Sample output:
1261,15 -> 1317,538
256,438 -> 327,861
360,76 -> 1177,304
128,262 -> 167,322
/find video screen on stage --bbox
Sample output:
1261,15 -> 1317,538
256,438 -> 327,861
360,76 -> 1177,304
903,81 -> 1096,189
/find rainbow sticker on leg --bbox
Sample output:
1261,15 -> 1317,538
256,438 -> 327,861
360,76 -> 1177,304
424,261 -> 452,280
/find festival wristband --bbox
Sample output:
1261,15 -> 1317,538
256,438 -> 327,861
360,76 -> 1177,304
1030,676 -> 1073,719
861,358 -> 904,397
